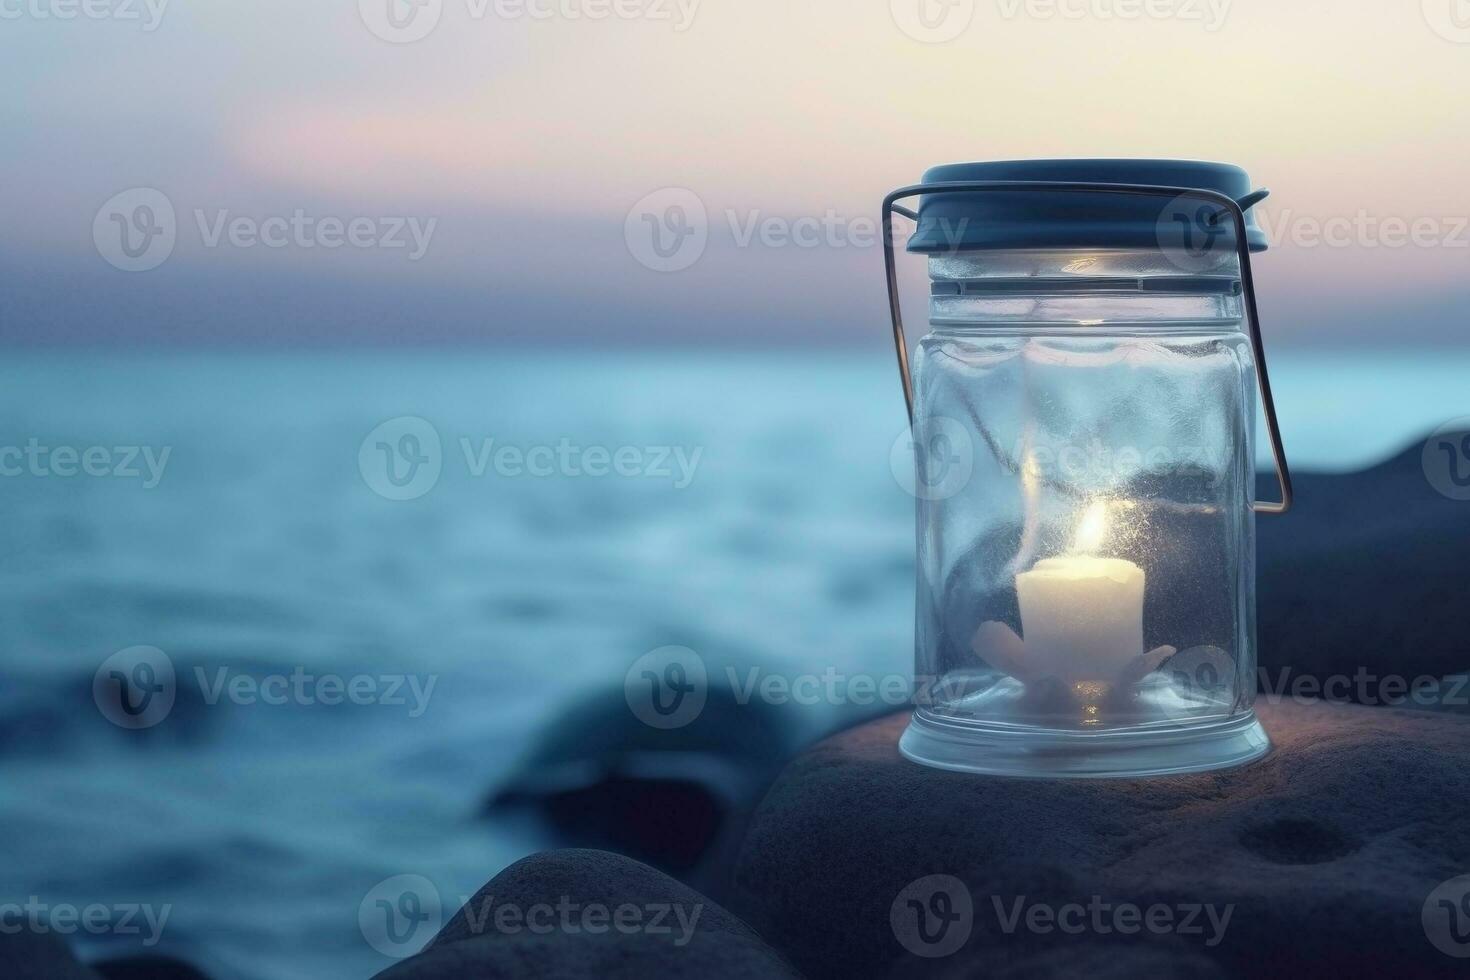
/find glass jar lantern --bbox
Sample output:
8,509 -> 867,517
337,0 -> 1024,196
883,160 -> 1293,778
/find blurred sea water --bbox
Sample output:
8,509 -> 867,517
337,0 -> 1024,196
1,347 -> 1467,979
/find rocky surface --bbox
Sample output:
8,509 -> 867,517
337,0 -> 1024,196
0,931 -> 100,980
374,849 -> 799,979
732,700 -> 1470,979
487,683 -> 808,885
1258,437 -> 1470,703
0,931 -> 211,979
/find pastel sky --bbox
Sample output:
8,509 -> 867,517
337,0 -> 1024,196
1,0 -> 1467,346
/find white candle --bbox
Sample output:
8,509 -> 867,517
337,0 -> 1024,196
1016,556 -> 1145,686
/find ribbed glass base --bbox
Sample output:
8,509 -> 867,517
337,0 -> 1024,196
899,709 -> 1269,778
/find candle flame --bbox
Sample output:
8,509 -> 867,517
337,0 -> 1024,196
1074,500 -> 1109,553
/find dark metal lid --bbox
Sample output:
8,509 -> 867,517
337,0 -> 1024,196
906,158 -> 1268,254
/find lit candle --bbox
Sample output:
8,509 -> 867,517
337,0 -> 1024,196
1014,502 -> 1145,686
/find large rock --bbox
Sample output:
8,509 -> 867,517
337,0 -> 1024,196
374,849 -> 800,979
1258,437 -> 1470,702
487,683 -> 808,880
0,931 -> 98,979
733,701 -> 1470,979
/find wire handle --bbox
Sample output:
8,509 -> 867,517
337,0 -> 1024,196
881,179 -> 1292,515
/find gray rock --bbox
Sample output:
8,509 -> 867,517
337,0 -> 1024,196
733,701 -> 1470,979
0,931 -> 98,979
1258,437 -> 1470,703
487,683 -> 806,878
93,954 -> 214,979
0,915 -> 211,979
374,849 -> 800,979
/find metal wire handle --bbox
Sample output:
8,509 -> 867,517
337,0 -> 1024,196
881,179 -> 1293,515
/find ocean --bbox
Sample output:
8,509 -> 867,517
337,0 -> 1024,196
1,347 -> 1467,978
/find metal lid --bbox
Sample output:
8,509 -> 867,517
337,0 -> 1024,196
906,159 -> 1268,254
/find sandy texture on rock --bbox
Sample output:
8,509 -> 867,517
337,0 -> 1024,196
733,701 -> 1470,978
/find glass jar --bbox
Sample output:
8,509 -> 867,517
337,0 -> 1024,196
883,161 -> 1291,777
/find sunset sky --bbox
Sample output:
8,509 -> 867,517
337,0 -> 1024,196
2,0 -> 1467,346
